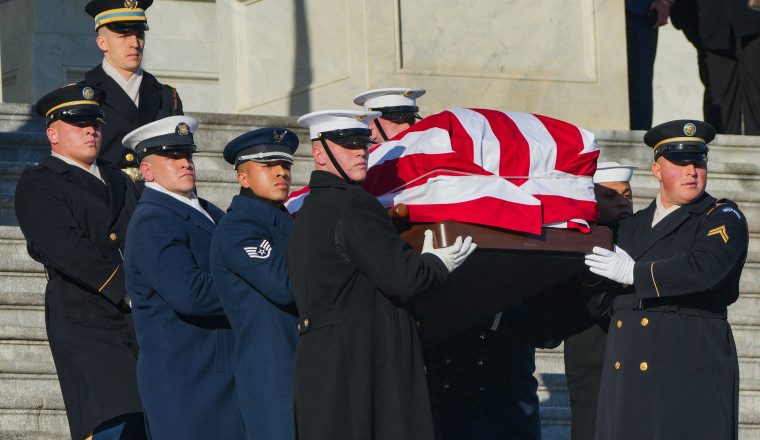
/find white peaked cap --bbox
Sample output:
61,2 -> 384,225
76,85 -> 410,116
352,88 -> 426,110
593,161 -> 637,183
122,115 -> 198,151
297,110 -> 381,140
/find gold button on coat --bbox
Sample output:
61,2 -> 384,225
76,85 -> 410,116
303,318 -> 310,328
109,232 -> 117,241
125,153 -> 135,162
614,361 -> 621,370
640,362 -> 648,371
641,317 -> 649,327
616,320 -> 623,329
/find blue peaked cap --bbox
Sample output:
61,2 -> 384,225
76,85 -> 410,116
223,128 -> 299,169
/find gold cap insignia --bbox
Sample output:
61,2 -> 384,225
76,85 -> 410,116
82,87 -> 95,100
124,0 -> 138,9
273,129 -> 286,144
403,90 -> 413,97
176,122 -> 190,136
683,122 -> 697,137
354,114 -> 366,122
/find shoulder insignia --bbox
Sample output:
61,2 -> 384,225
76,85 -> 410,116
719,206 -> 742,220
707,225 -> 729,243
244,239 -> 272,259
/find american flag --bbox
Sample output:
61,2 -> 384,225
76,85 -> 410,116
285,108 -> 599,235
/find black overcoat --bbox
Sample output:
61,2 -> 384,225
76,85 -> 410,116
84,65 -> 183,168
14,156 -> 143,440
597,193 -> 747,439
286,171 -> 449,440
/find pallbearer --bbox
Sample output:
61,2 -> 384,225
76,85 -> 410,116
122,116 -> 244,440
15,84 -> 145,440
353,87 -> 425,142
288,110 -> 477,440
210,128 -> 300,440
586,120 -> 747,440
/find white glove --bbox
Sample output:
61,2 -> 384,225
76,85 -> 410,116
421,230 -> 477,273
584,245 -> 635,285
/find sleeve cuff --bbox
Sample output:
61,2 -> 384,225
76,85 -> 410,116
99,265 -> 127,305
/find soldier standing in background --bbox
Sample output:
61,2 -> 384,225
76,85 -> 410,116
84,0 -> 183,174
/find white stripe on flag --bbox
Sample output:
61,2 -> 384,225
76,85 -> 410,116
368,127 -> 452,169
448,108 -> 502,174
377,174 -> 540,208
520,171 -> 596,201
501,111 -> 557,179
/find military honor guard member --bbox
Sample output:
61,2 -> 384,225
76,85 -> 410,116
585,120 -> 748,439
14,84 -> 145,440
209,128 -> 300,440
288,110 -> 477,440
84,0 -> 183,171
122,116 -> 245,440
564,162 -> 635,440
353,87 -> 425,142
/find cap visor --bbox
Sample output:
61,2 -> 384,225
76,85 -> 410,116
663,152 -> 708,164
105,22 -> 149,32
333,135 -> 373,147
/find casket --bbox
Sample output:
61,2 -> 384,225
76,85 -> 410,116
398,220 -> 613,348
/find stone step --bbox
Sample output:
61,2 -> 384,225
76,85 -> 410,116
0,409 -> 68,439
0,374 -> 64,410
0,341 -> 56,375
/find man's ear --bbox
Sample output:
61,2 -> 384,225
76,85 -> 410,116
312,145 -> 327,166
236,171 -> 249,188
96,32 -> 108,53
652,161 -> 662,182
139,159 -> 153,182
46,126 -> 58,146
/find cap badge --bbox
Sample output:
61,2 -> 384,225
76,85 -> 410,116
683,122 -> 697,137
273,130 -> 287,144
354,114 -> 366,122
176,122 -> 190,136
403,90 -> 413,97
82,87 -> 95,100
124,0 -> 138,9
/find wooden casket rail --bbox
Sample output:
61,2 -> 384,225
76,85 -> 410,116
398,221 -> 613,349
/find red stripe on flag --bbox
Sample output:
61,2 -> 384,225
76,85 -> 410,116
535,195 -> 599,224
471,108 -> 531,185
407,196 -> 544,235
535,114 -> 598,177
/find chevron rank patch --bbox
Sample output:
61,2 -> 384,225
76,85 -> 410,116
707,225 -> 729,244
244,240 -> 272,259
721,206 -> 741,220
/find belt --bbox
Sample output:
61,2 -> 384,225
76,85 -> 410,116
613,298 -> 727,320
297,305 -> 343,335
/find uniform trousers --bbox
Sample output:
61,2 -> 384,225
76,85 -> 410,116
699,32 -> 760,134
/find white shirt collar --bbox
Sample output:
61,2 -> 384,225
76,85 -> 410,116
651,193 -> 681,227
102,58 -> 144,106
51,152 -> 104,184
145,181 -> 214,223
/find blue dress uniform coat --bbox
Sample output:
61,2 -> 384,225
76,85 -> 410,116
84,65 -> 183,168
14,156 -> 143,440
124,187 -> 245,440
210,192 -> 298,440
597,193 -> 748,439
287,171 -> 449,440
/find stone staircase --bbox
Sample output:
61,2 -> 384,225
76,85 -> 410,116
1,102 -> 758,438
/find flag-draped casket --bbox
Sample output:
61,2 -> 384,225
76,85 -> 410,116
286,108 -> 612,347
